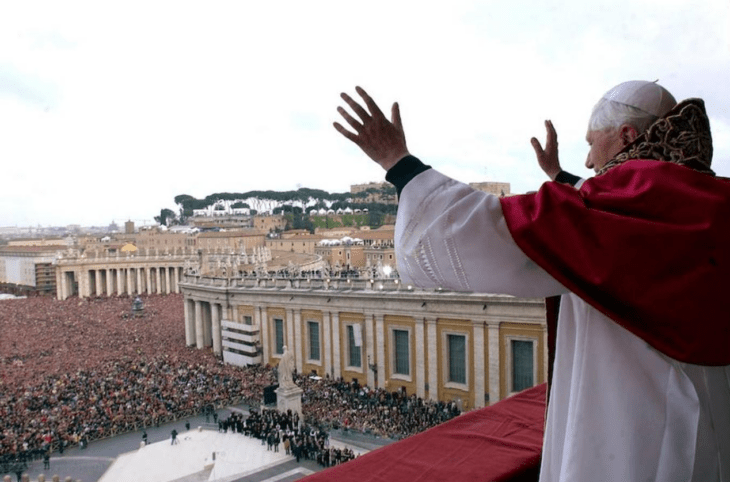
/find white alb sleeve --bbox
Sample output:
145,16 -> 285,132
395,169 -> 567,298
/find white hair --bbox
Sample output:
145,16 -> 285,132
587,97 -> 659,134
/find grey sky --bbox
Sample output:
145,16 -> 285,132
1,0 -> 728,227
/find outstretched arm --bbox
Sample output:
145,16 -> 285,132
333,86 -> 410,171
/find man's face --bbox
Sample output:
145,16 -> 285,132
585,129 -> 624,172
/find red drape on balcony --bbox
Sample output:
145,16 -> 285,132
302,383 -> 546,482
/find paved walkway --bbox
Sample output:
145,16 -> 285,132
2,406 -> 393,482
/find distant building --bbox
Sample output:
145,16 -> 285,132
197,231 -> 266,254
133,230 -> 197,251
54,247 -> 189,299
7,237 -> 71,247
181,274 -> 548,410
266,234 -> 323,255
355,227 -> 395,247
468,182 -> 511,197
350,181 -> 397,205
315,244 -> 365,269
364,245 -> 396,269
125,221 -> 135,234
254,215 -> 287,233
190,215 -> 253,229
0,245 -> 65,295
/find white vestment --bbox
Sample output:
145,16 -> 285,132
395,168 -> 730,481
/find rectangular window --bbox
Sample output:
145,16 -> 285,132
394,329 -> 410,375
512,340 -> 534,392
347,325 -> 361,367
243,315 -> 252,325
274,318 -> 284,355
308,321 -> 320,361
448,334 -> 466,384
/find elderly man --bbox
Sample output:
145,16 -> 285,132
334,82 -> 730,481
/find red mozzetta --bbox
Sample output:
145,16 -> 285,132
501,159 -> 730,366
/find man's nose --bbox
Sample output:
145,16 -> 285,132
585,154 -> 593,169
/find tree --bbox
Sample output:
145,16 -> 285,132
154,208 -> 176,226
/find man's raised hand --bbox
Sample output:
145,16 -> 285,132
334,86 -> 410,171
531,120 -> 561,181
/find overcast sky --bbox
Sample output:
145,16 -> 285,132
1,0 -> 728,227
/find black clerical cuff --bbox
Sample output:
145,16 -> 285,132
555,170 -> 581,186
386,155 -> 432,197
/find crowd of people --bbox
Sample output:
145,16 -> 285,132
0,293 -> 460,474
298,375 -> 461,440
219,408 -> 357,467
0,294 -> 275,468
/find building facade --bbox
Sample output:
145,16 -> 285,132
265,235 -> 323,255
54,248 -> 189,299
196,231 -> 266,253
314,244 -> 365,269
254,215 -> 288,233
0,245 -> 65,295
181,275 -> 547,409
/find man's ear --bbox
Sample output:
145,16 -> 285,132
619,124 -> 638,146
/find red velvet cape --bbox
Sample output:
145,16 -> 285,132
500,160 -> 730,366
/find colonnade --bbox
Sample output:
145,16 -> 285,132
184,298 -> 224,355
56,265 -> 184,300
180,273 -> 549,409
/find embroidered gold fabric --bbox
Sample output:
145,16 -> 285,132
598,98 -> 714,176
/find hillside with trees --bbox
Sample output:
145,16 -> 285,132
166,186 -> 397,230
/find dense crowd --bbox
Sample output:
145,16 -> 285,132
299,375 -> 461,440
0,294 -> 275,467
0,293 -> 460,473
221,408 -> 356,467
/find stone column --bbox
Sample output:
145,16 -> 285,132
293,309 -> 303,373
415,317 -> 426,398
211,303 -> 222,356
184,298 -> 195,346
117,269 -> 124,295
375,314 -> 385,389
95,269 -> 103,296
472,319 -> 486,408
78,269 -> 88,298
323,311 -> 332,378
203,302 -> 212,347
259,306 -> 269,363
488,322 -> 501,405
106,269 -> 113,297
286,309 -> 295,358
145,267 -> 152,295
172,267 -> 179,293
426,317 -> 438,401
126,268 -> 133,295
331,312 -> 341,378
195,300 -> 204,349
156,267 -> 163,294
136,268 -> 143,295
365,313 -> 375,388
58,270 -> 66,300
165,267 -> 171,294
